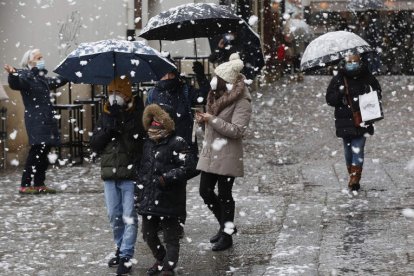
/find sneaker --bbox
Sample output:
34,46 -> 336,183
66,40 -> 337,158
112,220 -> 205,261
108,247 -> 120,267
116,257 -> 132,275
18,186 -> 39,194
147,260 -> 163,275
34,186 -> 57,194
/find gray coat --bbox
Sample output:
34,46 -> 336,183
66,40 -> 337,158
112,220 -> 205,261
196,76 -> 252,177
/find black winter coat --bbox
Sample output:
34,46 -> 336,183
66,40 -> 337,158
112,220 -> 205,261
136,134 -> 197,220
8,68 -> 68,145
326,66 -> 382,138
145,77 -> 209,147
90,99 -> 145,180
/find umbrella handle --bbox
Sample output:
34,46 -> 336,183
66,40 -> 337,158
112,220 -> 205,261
194,38 -> 198,60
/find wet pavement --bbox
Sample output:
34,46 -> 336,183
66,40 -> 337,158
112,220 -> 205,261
1,75 -> 414,275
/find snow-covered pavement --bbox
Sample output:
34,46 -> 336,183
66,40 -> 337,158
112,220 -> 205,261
1,75 -> 414,275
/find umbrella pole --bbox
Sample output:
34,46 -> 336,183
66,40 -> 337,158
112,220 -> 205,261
159,40 -> 162,52
194,38 -> 198,60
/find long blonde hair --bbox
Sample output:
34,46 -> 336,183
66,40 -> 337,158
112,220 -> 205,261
20,49 -> 40,68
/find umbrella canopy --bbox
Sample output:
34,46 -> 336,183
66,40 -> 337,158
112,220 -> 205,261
347,0 -> 384,11
139,3 -> 244,41
54,39 -> 176,85
283,19 -> 313,43
139,3 -> 264,78
300,31 -> 372,71
208,21 -> 265,78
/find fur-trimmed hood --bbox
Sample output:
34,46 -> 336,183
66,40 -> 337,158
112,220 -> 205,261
143,104 -> 175,132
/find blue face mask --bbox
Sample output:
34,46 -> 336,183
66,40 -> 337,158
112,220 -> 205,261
345,62 -> 360,72
36,60 -> 45,70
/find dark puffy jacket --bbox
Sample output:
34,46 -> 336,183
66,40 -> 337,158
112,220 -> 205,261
8,68 -> 68,145
145,77 -> 209,146
136,135 -> 196,219
90,98 -> 145,180
326,66 -> 382,138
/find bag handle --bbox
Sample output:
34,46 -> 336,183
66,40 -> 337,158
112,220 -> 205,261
343,77 -> 355,113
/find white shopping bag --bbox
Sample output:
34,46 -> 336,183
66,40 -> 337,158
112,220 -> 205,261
359,86 -> 383,123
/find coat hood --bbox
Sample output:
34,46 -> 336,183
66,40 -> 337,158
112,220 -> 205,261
143,104 -> 175,132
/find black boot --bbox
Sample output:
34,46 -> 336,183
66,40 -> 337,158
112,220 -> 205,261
108,247 -> 120,267
116,257 -> 132,275
147,259 -> 163,275
212,233 -> 233,251
209,229 -> 222,243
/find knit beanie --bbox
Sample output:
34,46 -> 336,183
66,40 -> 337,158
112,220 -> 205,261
214,53 -> 244,84
107,76 -> 132,101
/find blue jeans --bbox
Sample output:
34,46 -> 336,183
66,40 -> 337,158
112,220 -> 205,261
104,180 -> 138,259
342,136 -> 366,167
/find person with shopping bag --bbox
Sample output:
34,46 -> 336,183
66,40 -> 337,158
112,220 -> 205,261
326,53 -> 382,191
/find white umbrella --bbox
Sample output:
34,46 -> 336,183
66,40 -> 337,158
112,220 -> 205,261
283,19 -> 313,43
300,31 -> 372,71
0,81 -> 9,101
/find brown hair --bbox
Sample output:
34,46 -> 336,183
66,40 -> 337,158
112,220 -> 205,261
215,76 -> 227,93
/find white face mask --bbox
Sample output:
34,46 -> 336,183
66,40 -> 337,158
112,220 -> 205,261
108,94 -> 125,106
225,34 -> 235,41
210,77 -> 218,90
226,83 -> 233,91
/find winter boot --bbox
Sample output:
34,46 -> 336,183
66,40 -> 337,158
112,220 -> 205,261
348,165 -> 362,191
160,270 -> 175,276
347,165 -> 351,174
116,257 -> 132,275
212,232 -> 233,251
108,247 -> 120,267
146,259 -> 163,275
210,229 -> 222,243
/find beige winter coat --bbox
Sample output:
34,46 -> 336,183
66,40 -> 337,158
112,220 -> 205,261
196,75 -> 252,177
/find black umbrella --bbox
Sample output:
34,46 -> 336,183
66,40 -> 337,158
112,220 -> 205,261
139,3 -> 244,41
54,39 -> 176,85
139,3 -> 264,78
347,0 -> 384,11
208,22 -> 265,79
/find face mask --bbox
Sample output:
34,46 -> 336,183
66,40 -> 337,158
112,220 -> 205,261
210,77 -> 218,90
108,94 -> 125,106
225,34 -> 235,41
36,60 -> 45,70
345,62 -> 360,72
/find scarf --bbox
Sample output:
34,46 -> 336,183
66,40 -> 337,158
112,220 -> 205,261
147,126 -> 171,143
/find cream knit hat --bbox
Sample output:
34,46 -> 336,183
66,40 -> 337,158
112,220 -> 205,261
214,53 -> 244,84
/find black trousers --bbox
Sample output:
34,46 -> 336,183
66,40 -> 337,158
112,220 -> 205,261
199,171 -> 235,229
142,215 -> 181,270
21,144 -> 51,187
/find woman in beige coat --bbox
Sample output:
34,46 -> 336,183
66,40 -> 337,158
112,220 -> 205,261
196,53 -> 252,251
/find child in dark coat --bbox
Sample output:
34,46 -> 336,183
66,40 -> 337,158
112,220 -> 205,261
135,104 -> 196,276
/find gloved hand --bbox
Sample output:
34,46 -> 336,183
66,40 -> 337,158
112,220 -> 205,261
104,117 -> 122,137
192,61 -> 205,76
108,103 -> 122,116
153,175 -> 166,188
